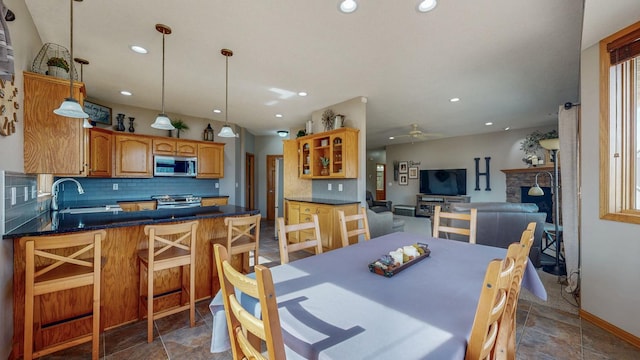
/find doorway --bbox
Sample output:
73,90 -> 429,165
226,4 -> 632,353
245,153 -> 255,209
266,155 -> 283,220
376,163 -> 386,200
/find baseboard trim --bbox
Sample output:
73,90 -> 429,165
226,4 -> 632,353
580,309 -> 640,348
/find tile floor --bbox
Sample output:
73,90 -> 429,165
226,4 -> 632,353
40,218 -> 640,360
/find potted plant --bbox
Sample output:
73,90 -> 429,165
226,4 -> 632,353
170,119 -> 189,138
46,57 -> 70,79
320,156 -> 330,175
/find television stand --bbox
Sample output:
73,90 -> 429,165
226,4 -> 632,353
415,194 -> 471,217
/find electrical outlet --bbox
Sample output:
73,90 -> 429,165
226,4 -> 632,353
215,183 -> 219,189
32,185 -> 37,199
338,184 -> 343,192
328,183 -> 332,191
11,187 -> 16,205
24,186 -> 29,202
112,183 -> 118,190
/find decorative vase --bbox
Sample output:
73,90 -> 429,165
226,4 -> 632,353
321,167 -> 329,176
333,115 -> 343,129
128,117 -> 135,133
116,113 -> 126,131
306,120 -> 313,135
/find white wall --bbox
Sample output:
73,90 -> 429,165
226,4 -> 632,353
255,135 -> 285,217
580,43 -> 640,337
384,126 -> 555,206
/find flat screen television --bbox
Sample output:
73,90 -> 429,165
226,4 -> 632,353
419,169 -> 467,196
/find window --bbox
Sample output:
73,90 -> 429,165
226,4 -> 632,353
600,21 -> 640,223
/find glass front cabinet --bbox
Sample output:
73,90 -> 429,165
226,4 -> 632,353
297,127 -> 359,179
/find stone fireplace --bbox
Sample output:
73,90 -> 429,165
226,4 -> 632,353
502,166 -> 562,224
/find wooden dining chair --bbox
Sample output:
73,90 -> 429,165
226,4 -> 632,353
337,207 -> 371,247
224,214 -> 262,274
276,214 -> 323,264
432,205 -> 478,244
494,223 -> 537,360
214,244 -> 285,360
23,230 -> 105,360
138,220 -> 199,343
465,256 -> 515,360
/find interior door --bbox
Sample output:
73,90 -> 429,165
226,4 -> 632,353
245,153 -> 255,209
266,155 -> 282,220
376,163 -> 387,200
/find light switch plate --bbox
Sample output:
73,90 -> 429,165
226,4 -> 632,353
24,186 -> 28,201
112,183 -> 118,190
338,184 -> 343,192
215,183 -> 219,189
328,183 -> 332,191
11,187 -> 16,205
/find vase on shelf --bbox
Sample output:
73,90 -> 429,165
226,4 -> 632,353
321,167 -> 329,176
128,117 -> 135,133
115,113 -> 126,131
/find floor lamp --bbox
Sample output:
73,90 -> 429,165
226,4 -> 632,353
529,138 -> 566,276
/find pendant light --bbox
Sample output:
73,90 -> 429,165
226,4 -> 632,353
74,57 -> 92,128
53,0 -> 89,119
218,49 -> 238,138
150,24 -> 175,130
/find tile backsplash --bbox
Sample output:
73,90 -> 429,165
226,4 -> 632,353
2,171 -> 44,234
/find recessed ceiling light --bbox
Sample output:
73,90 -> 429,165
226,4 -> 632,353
417,0 -> 437,13
485,122 -> 493,126
450,97 -> 460,102
275,114 -> 283,118
298,91 -> 308,97
504,127 -> 510,131
213,109 -> 222,114
389,136 -> 395,140
130,45 -> 148,54
339,0 -> 357,13
120,90 -> 132,96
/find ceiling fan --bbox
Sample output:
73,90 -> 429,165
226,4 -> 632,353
389,124 -> 441,141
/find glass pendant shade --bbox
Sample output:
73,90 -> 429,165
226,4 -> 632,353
151,113 -> 174,130
82,118 -> 93,128
528,184 -> 544,196
218,125 -> 237,138
54,98 -> 89,118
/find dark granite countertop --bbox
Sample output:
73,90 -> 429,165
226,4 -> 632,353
3,205 -> 258,239
285,197 -> 360,206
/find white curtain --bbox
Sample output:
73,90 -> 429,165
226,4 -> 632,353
558,105 -> 579,291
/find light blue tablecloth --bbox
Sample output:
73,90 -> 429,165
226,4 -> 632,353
210,232 -> 547,358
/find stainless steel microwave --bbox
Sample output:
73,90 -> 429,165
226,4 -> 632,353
153,155 -> 197,177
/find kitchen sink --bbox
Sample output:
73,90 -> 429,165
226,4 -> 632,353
59,205 -> 123,214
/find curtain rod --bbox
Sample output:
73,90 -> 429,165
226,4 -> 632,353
564,102 -> 580,110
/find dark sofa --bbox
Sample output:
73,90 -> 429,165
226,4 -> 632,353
449,202 -> 546,267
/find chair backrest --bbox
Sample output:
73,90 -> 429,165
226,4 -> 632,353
224,214 -> 261,256
337,207 -> 371,247
144,221 -> 198,267
24,230 -> 106,291
466,256 -> 515,360
276,214 -> 323,264
214,244 -> 285,360
494,223 -> 536,360
432,205 -> 478,244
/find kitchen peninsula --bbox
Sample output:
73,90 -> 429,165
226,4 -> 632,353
3,204 -> 258,358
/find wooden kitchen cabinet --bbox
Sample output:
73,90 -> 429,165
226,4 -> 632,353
296,128 -> 359,179
152,139 -> 197,157
87,128 -> 112,177
118,200 -> 157,211
114,134 -> 153,177
23,71 -> 88,175
201,197 -> 229,206
285,200 -> 359,250
197,143 -> 225,178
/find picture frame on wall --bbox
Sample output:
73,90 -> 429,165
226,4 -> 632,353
399,173 -> 408,185
84,100 -> 112,125
409,167 -> 418,179
399,161 -> 408,173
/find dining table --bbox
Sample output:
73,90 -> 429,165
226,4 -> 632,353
210,231 -> 547,359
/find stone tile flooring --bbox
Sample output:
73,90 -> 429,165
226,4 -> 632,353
40,219 -> 640,359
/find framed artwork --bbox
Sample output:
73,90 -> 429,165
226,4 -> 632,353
399,173 -> 408,185
409,167 -> 418,179
399,161 -> 408,173
84,100 -> 112,125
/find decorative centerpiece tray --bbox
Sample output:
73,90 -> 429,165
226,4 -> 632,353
368,243 -> 431,277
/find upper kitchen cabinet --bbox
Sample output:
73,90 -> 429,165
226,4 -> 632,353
152,139 -> 197,157
23,71 -> 87,175
297,128 -> 359,179
87,128 -> 112,177
114,134 -> 153,177
197,143 -> 225,178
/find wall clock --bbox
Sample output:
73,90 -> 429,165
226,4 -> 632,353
0,76 -> 19,136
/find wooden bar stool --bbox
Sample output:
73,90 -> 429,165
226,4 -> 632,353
138,221 -> 199,343
23,230 -> 106,360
